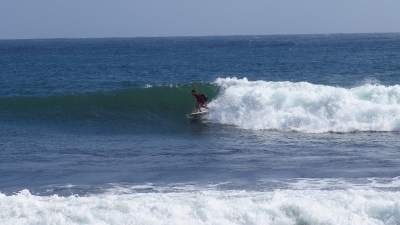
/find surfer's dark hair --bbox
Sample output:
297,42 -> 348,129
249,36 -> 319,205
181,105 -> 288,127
191,89 -> 196,92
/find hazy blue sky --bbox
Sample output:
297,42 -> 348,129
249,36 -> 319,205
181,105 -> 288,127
1,0 -> 400,39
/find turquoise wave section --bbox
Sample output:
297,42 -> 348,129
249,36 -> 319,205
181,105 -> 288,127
0,83 -> 219,121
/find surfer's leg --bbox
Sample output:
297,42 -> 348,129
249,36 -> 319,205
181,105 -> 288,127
200,103 -> 208,110
196,102 -> 202,112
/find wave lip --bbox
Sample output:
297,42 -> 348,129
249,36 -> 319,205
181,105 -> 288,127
208,77 -> 400,133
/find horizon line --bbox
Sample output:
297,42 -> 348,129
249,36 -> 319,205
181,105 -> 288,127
1,31 -> 400,41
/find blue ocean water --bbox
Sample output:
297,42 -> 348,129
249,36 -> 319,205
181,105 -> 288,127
1,33 -> 400,224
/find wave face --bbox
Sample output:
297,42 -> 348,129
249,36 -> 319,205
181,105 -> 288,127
1,188 -> 400,225
208,78 -> 400,133
0,83 -> 218,122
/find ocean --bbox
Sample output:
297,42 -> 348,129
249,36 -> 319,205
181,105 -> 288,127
1,33 -> 400,224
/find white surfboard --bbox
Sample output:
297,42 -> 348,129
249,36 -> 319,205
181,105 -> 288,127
187,110 -> 208,117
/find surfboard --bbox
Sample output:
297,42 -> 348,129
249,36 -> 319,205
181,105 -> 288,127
187,110 -> 208,117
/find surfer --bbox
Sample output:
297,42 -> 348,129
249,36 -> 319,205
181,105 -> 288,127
191,90 -> 209,112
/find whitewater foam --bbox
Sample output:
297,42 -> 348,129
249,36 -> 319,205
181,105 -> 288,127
208,77 -> 400,133
1,187 -> 400,225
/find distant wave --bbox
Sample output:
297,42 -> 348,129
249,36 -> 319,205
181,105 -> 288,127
208,77 -> 400,133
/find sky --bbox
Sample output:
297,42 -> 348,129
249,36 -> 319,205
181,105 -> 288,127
1,0 -> 400,39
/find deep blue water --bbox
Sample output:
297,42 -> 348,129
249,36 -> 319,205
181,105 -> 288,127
1,34 -> 400,224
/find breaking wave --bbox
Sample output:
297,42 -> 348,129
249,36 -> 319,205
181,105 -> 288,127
1,187 -> 400,225
3,77 -> 400,133
208,77 -> 400,133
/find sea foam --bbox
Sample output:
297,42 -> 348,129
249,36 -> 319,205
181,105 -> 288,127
1,188 -> 400,225
208,77 -> 400,133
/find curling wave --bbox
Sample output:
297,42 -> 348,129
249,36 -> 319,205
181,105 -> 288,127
208,77 -> 400,133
